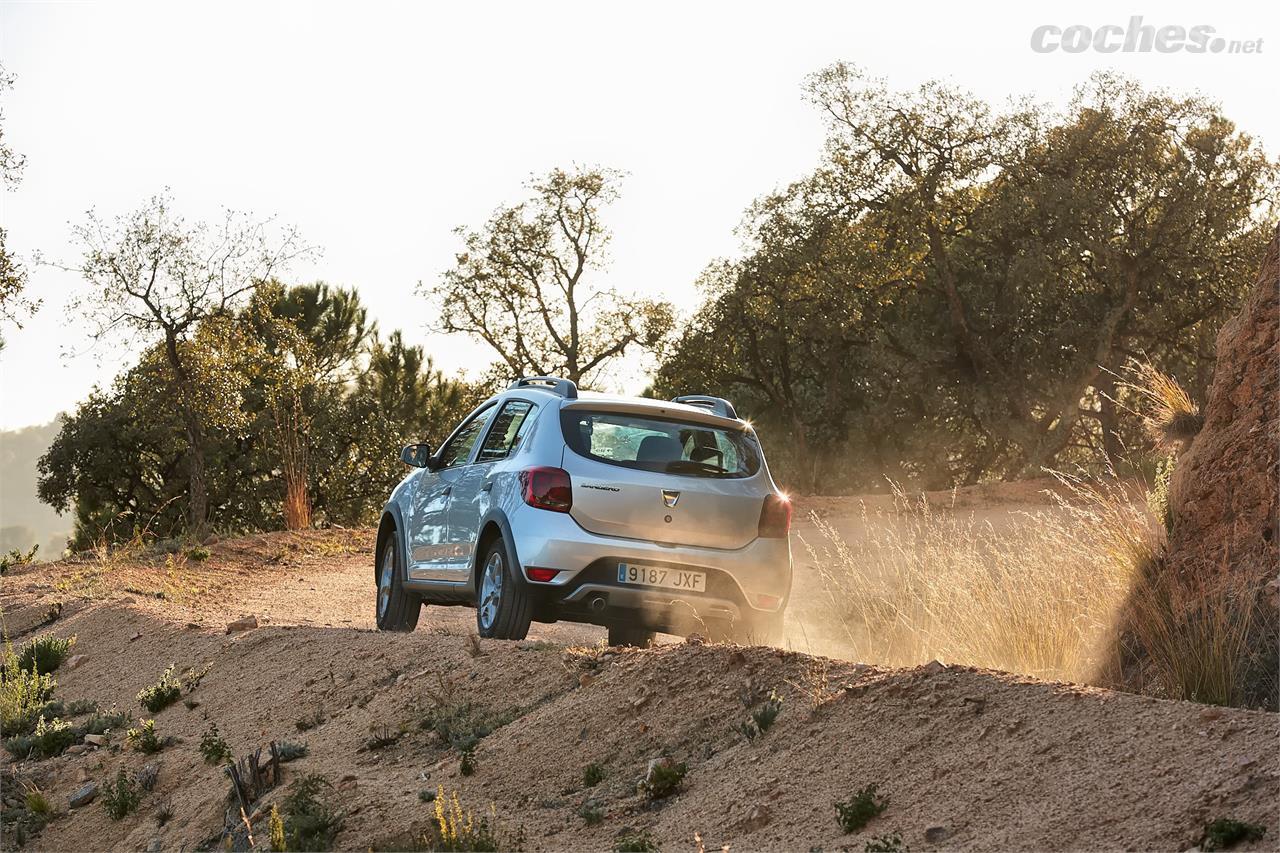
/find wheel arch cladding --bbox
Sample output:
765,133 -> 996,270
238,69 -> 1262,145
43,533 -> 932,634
375,509 -> 400,584
472,510 -> 518,591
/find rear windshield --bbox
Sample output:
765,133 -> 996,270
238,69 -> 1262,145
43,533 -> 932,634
560,409 -> 761,478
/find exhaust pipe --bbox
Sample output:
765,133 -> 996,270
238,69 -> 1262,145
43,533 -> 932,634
588,595 -> 607,613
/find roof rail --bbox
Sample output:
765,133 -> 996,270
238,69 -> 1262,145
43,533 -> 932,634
672,395 -> 738,420
508,376 -> 579,399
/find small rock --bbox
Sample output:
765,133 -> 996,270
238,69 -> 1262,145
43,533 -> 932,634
69,782 -> 97,808
925,825 -> 950,843
1238,755 -> 1257,769
129,631 -> 142,642
578,673 -> 595,688
741,803 -> 771,831
83,734 -> 108,746
147,839 -> 162,853
65,654 -> 89,670
226,615 -> 259,634
922,659 -> 946,675
1199,707 -> 1225,722
632,694 -> 650,710
67,743 -> 90,755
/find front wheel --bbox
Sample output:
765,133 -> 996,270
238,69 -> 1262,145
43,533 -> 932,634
376,529 -> 420,632
475,539 -> 532,640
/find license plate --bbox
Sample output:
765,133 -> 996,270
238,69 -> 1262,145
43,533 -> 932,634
617,563 -> 706,592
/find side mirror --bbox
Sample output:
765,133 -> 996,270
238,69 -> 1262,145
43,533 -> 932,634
400,443 -> 433,468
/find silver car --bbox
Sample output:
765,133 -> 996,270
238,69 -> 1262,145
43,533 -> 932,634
374,376 -> 792,646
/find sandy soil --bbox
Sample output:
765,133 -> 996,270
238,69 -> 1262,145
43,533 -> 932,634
2,484 -> 1276,851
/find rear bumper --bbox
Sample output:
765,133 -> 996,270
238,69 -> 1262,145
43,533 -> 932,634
507,504 -> 792,629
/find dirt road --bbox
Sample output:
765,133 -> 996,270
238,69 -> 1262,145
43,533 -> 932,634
2,489 -> 1275,851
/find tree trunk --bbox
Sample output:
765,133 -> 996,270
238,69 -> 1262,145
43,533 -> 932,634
163,329 -> 210,540
1097,372 -> 1124,471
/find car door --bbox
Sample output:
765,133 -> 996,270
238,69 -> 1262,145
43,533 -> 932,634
407,405 -> 493,581
443,399 -> 537,577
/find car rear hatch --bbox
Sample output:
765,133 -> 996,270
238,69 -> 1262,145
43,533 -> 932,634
558,400 -> 771,550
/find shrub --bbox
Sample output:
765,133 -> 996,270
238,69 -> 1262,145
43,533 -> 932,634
420,702 -> 519,751
1202,818 -> 1266,852
426,787 -> 505,852
199,721 -> 233,765
740,689 -> 784,739
578,802 -> 604,825
459,744 -> 476,776
137,665 -> 181,713
6,714 -> 80,759
639,758 -> 686,801
583,762 -> 606,787
1,642 -> 56,737
836,784 -> 888,833
82,708 -> 130,736
276,740 -> 309,762
615,830 -> 657,852
280,774 -> 343,852
0,544 -> 38,574
187,546 -> 211,562
296,708 -> 326,731
269,805 -> 287,852
23,783 -> 52,816
127,719 -> 168,754
103,768 -> 141,820
17,634 -> 76,675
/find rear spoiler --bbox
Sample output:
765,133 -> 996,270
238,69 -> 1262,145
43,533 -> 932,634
671,395 -> 738,420
509,376 -> 578,399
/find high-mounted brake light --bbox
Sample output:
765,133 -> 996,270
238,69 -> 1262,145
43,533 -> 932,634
520,466 -> 572,513
758,493 -> 792,538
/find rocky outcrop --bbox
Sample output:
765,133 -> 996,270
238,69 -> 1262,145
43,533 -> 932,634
1167,227 -> 1279,580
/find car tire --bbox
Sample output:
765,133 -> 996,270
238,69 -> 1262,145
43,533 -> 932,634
607,624 -> 656,647
376,527 -> 420,632
475,537 -> 532,640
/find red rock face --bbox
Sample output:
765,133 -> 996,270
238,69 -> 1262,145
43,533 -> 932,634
1168,227 -> 1279,583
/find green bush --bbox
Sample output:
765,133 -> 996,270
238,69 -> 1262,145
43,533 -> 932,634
836,783 -> 888,833
82,708 -> 130,736
1,642 -> 56,737
583,762 -> 606,787
4,715 -> 77,759
864,831 -> 905,852
102,768 -> 141,820
276,740 -> 309,762
199,721 -> 233,765
280,774 -> 343,852
639,759 -> 686,801
1202,818 -> 1266,851
187,546 -> 211,562
17,634 -> 76,675
126,719 -> 168,754
0,544 -> 38,574
136,665 -> 181,713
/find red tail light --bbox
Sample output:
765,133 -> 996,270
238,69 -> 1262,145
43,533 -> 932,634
526,567 -> 560,582
520,466 -> 572,513
758,493 -> 791,538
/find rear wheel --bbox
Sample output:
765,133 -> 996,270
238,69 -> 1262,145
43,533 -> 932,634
476,538 -> 532,640
607,624 -> 657,647
376,529 -> 420,632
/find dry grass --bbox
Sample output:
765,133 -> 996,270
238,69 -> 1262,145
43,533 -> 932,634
802,474 -> 1160,683
1120,359 -> 1203,450
1115,559 -> 1270,706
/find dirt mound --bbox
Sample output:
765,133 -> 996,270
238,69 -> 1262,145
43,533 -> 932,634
3,533 -> 1277,852
1169,226 -> 1278,586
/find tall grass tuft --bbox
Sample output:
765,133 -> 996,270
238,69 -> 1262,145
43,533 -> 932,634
802,473 -> 1159,683
1120,358 -> 1203,451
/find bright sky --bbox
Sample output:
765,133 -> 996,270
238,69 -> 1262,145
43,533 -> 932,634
0,0 -> 1276,429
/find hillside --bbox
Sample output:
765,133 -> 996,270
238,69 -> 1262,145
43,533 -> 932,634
2,497 -> 1275,852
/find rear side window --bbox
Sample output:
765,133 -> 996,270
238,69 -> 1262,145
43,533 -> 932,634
561,410 -> 761,478
477,400 -> 536,462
